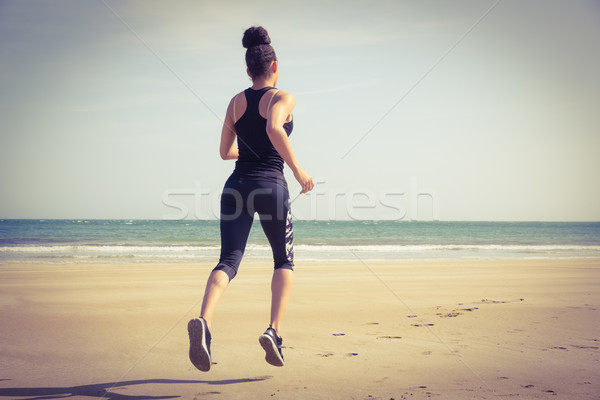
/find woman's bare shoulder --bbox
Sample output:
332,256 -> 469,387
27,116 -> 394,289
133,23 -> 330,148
230,90 -> 246,104
227,90 -> 246,110
272,89 -> 295,107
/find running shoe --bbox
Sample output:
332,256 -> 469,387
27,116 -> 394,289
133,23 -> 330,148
188,317 -> 212,372
259,327 -> 284,367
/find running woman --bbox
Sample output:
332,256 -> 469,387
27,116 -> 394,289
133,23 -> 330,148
188,26 -> 314,371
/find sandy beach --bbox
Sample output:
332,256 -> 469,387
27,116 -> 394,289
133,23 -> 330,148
0,259 -> 598,399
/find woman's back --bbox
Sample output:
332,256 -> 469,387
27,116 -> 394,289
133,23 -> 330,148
233,87 -> 293,178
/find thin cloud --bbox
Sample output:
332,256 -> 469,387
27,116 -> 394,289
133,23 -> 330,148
295,79 -> 381,96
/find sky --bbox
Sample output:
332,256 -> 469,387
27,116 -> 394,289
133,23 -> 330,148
1,0 -> 599,221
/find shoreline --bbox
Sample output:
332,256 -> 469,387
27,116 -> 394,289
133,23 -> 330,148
0,259 -> 598,399
2,220 -> 599,265
2,255 -> 600,267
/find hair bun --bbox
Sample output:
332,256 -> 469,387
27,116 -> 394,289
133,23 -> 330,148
242,26 -> 271,48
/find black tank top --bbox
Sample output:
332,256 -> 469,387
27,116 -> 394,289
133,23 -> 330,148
233,87 -> 293,179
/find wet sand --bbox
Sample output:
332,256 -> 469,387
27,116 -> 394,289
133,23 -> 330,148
0,259 -> 598,399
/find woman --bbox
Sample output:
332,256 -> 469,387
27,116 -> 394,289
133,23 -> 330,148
188,26 -> 314,371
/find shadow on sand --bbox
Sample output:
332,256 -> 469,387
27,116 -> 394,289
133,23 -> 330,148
0,376 -> 272,400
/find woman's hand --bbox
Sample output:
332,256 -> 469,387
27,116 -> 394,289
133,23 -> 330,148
294,168 -> 314,194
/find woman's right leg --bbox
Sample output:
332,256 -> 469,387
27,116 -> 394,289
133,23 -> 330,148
269,267 -> 293,335
257,181 -> 294,336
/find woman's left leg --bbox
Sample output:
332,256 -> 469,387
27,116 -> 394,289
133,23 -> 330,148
199,269 -> 230,331
201,180 -> 255,329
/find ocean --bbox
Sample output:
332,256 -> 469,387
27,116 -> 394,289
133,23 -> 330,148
1,219 -> 599,264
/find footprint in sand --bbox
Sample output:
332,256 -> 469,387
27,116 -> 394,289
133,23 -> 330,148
438,312 -> 463,318
481,298 -> 524,304
571,344 -> 600,349
481,299 -> 507,304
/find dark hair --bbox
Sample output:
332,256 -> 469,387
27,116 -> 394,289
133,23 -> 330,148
242,26 -> 277,79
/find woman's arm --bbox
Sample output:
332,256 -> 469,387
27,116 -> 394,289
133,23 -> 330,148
219,97 -> 239,160
266,91 -> 314,194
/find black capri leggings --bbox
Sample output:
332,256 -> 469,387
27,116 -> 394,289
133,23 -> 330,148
213,174 -> 294,281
